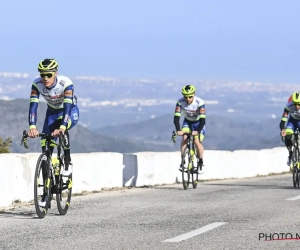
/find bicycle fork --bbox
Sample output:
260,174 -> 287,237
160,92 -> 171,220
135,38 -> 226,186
188,142 -> 196,171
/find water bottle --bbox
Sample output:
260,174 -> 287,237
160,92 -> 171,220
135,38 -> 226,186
51,157 -> 60,176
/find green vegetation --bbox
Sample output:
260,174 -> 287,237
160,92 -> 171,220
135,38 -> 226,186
0,137 -> 12,153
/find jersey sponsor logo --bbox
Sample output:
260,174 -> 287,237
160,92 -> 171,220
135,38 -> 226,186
73,113 -> 78,121
59,80 -> 66,87
41,93 -> 64,99
30,113 -> 35,122
54,88 -> 60,96
42,85 -> 48,92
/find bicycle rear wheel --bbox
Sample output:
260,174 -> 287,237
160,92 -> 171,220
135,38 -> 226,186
181,148 -> 191,190
34,154 -> 51,218
56,172 -> 73,215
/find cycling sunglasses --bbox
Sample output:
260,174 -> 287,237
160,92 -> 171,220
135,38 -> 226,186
183,95 -> 194,99
40,72 -> 55,78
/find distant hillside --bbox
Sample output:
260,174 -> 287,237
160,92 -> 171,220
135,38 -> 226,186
0,99 -> 156,153
95,113 -> 284,151
0,99 -> 285,153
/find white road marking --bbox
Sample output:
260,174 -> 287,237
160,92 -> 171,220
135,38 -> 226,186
286,195 -> 300,201
163,222 -> 227,243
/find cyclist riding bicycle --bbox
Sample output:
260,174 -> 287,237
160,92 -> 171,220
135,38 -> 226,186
173,85 -> 206,174
27,58 -> 79,206
280,91 -> 300,167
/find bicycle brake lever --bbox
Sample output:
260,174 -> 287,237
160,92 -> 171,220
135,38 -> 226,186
21,130 -> 29,149
171,131 -> 177,143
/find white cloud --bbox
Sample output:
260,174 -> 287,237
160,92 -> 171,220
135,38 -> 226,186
0,96 -> 13,100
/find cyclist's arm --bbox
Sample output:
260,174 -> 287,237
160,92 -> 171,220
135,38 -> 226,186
28,83 -> 40,129
60,84 -> 74,130
279,107 -> 289,130
197,103 -> 206,133
174,102 -> 182,132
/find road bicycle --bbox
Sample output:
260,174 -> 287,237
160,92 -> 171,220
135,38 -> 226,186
172,131 -> 201,190
21,130 -> 73,218
285,128 -> 300,188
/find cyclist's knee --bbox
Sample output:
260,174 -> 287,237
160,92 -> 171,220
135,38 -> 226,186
194,134 -> 204,144
199,134 -> 204,143
194,139 -> 201,147
181,136 -> 188,143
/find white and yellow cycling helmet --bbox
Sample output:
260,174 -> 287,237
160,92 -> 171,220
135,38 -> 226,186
292,91 -> 300,104
181,85 -> 196,96
38,58 -> 58,72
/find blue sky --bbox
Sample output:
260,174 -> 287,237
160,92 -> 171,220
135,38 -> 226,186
0,0 -> 299,82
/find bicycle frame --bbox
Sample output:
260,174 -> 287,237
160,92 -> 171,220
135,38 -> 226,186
183,132 -> 197,171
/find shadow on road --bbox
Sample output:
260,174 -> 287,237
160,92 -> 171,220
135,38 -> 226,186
0,210 -> 38,219
203,183 -> 297,190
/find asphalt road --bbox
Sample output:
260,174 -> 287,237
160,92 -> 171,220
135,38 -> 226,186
1,174 -> 300,250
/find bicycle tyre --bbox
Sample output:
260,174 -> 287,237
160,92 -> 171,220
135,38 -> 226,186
34,154 -> 51,219
296,147 -> 300,188
182,147 -> 190,190
297,168 -> 300,188
293,167 -> 297,188
56,173 -> 73,215
192,160 -> 199,189
292,147 -> 298,188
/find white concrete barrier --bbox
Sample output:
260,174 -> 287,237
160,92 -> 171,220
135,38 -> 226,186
122,147 -> 290,186
0,152 -> 124,209
0,147 -> 290,209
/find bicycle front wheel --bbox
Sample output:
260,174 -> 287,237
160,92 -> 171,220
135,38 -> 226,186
56,173 -> 73,215
34,154 -> 51,219
181,147 -> 191,190
192,160 -> 199,189
297,167 -> 300,188
293,167 -> 297,188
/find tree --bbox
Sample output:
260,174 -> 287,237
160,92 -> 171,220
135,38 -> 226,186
0,137 -> 13,153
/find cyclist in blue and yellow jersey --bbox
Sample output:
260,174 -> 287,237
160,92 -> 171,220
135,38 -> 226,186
173,85 -> 206,174
27,58 -> 79,206
280,91 -> 300,167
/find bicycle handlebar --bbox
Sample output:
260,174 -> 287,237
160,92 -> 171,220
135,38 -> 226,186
172,131 -> 198,136
21,130 -> 66,149
171,130 -> 199,143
